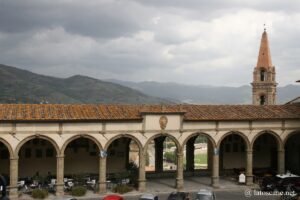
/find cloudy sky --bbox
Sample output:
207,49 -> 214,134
0,0 -> 300,86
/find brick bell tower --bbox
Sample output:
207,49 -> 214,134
251,28 -> 277,105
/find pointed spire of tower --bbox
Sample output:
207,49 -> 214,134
252,28 -> 277,105
256,29 -> 273,68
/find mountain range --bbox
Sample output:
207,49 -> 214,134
0,64 -> 170,104
0,64 -> 299,104
108,79 -> 300,104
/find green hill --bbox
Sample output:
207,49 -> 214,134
0,64 -> 171,104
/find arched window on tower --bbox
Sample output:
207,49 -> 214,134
260,69 -> 266,81
260,95 -> 266,105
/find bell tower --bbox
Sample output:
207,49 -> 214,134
251,29 -> 277,105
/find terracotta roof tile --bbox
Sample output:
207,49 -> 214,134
0,104 -> 299,122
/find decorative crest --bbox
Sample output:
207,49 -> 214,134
159,115 -> 168,130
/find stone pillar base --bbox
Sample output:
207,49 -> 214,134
246,175 -> 253,186
176,178 -> 184,191
211,176 -> 219,188
138,179 -> 146,192
99,181 -> 106,194
8,187 -> 18,200
55,184 -> 64,196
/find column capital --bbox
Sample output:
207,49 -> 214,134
277,149 -> 285,153
10,157 -> 18,161
246,149 -> 253,153
56,155 -> 65,158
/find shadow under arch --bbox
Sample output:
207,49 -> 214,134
217,131 -> 251,150
283,130 -> 300,146
182,132 -> 216,149
0,137 -> 14,159
284,130 -> 300,174
15,134 -> 60,158
104,134 -> 143,152
61,134 -> 103,155
144,133 -> 181,154
251,130 -> 283,150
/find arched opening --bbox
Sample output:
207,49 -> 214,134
253,132 -> 278,176
285,132 -> 300,174
0,141 -> 10,186
64,137 -> 100,190
18,138 -> 57,191
146,136 -> 178,173
145,135 -> 178,189
106,137 -> 141,191
219,133 -> 248,179
182,134 -> 214,186
260,69 -> 266,81
260,95 -> 266,105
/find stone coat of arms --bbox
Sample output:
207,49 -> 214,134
159,115 -> 168,130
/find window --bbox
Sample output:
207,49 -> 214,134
260,95 -> 266,105
233,143 -> 239,152
260,69 -> 266,81
36,149 -> 43,158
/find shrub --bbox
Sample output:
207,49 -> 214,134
164,151 -> 176,163
31,189 -> 48,199
71,186 -> 87,197
113,185 -> 133,194
126,162 -> 138,187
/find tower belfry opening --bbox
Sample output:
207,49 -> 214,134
251,29 -> 277,105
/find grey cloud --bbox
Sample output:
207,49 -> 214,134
0,0 -> 299,86
0,0 -> 146,38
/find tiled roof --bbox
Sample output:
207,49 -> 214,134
0,104 -> 299,122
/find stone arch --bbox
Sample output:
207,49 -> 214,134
0,137 -> 14,159
283,130 -> 300,146
144,133 -> 181,153
217,131 -> 250,150
61,134 -> 102,155
15,134 -> 60,158
182,132 -> 217,148
104,134 -> 143,152
251,130 -> 283,150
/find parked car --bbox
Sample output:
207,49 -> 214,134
103,194 -> 124,200
167,192 -> 190,200
277,176 -> 300,192
195,189 -> 216,200
260,172 -> 300,192
260,176 -> 279,191
139,193 -> 158,200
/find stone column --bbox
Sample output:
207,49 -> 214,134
207,141 -> 213,170
176,152 -> 184,191
99,156 -> 107,193
9,158 -> 18,200
278,149 -> 285,175
186,138 -> 195,172
211,148 -> 219,188
56,155 -> 64,196
138,149 -> 146,192
246,150 -> 253,185
155,137 -> 165,172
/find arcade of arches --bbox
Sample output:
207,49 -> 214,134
0,104 -> 299,200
